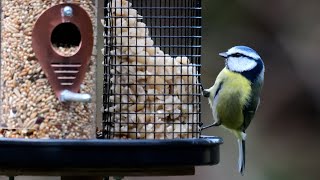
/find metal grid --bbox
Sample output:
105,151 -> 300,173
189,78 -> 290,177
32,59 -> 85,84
103,0 -> 202,139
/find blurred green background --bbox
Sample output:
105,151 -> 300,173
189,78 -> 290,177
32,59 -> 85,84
2,0 -> 320,179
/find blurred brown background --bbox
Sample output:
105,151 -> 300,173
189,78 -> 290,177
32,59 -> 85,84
132,0 -> 320,179
2,0 -> 320,179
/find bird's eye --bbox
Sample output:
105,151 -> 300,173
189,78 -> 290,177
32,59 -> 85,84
232,53 -> 242,57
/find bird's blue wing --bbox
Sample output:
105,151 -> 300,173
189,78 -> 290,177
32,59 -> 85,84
242,98 -> 259,131
242,83 -> 262,131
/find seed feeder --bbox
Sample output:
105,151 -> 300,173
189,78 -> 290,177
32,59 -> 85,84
0,0 -> 97,139
32,3 -> 93,102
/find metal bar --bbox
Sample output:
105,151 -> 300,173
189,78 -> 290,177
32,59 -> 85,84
1,167 -> 195,177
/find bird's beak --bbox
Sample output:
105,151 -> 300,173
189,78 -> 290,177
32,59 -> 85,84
219,52 -> 228,58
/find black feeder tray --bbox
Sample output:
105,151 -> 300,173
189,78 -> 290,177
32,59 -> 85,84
0,136 -> 222,177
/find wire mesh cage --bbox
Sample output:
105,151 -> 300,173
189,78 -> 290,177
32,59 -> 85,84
103,0 -> 202,139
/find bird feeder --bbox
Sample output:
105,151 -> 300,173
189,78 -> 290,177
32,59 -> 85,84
0,0 -> 222,178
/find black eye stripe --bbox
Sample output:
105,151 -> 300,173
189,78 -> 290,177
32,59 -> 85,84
232,53 -> 241,57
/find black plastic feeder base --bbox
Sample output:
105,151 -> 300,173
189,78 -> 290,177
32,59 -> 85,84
0,136 -> 222,176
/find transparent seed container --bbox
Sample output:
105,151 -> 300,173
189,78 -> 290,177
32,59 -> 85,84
0,0 -> 97,139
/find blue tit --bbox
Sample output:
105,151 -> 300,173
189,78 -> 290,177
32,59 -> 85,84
202,45 -> 264,175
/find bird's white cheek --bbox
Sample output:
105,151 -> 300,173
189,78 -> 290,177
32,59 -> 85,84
227,57 -> 257,72
257,66 -> 265,81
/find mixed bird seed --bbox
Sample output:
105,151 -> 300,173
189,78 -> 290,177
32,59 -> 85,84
0,0 -> 97,139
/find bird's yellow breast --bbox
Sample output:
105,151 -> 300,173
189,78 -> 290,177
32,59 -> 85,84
214,68 -> 252,130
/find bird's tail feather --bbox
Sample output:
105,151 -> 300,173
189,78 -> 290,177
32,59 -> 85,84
238,139 -> 245,176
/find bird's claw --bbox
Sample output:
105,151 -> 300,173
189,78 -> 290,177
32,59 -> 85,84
202,90 -> 210,98
200,122 -> 221,131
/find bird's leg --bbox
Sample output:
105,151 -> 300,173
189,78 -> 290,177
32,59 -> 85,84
200,83 -> 204,91
200,121 -> 221,130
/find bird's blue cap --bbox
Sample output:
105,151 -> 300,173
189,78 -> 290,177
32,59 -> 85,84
234,46 -> 258,54
219,45 -> 261,60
